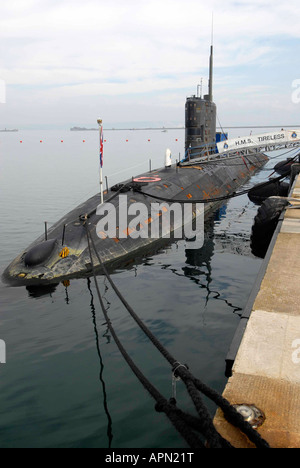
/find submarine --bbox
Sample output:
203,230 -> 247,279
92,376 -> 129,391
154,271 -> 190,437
3,46 -> 269,286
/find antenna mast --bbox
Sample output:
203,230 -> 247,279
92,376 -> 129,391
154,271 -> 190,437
208,14 -> 214,102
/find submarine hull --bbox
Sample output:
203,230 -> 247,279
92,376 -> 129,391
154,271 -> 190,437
3,152 -> 269,286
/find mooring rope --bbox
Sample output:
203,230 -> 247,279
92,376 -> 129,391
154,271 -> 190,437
83,221 -> 270,448
85,223 -> 209,448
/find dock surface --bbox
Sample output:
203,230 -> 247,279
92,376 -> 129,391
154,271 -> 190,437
214,174 -> 300,448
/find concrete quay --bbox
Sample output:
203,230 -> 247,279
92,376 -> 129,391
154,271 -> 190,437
214,174 -> 300,448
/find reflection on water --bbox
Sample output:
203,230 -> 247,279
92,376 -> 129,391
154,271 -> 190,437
184,212 -> 243,316
87,278 -> 113,449
26,283 -> 59,298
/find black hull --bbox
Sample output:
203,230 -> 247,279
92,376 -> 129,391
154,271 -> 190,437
3,153 -> 269,286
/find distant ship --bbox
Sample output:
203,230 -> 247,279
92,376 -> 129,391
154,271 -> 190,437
0,128 -> 18,132
3,45 -> 269,286
70,126 -> 97,131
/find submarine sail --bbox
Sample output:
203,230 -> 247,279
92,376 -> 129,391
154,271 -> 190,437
185,45 -> 217,159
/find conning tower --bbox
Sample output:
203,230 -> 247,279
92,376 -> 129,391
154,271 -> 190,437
185,45 -> 217,158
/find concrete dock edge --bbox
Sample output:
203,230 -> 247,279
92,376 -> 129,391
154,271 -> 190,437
214,173 -> 300,448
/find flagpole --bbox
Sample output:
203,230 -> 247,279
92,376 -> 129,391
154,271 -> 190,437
97,118 -> 104,205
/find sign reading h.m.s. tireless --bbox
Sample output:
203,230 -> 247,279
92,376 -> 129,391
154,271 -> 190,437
217,130 -> 300,153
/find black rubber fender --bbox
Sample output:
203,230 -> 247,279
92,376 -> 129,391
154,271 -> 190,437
274,159 -> 294,176
248,180 -> 289,205
251,198 -> 289,258
24,239 -> 58,267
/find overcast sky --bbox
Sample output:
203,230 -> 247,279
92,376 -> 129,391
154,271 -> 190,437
0,0 -> 299,129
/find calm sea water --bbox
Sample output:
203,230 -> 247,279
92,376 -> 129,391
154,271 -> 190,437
0,129 -> 285,448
